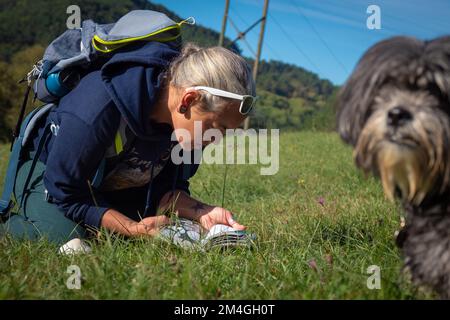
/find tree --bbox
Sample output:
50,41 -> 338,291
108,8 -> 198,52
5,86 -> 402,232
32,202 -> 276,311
0,45 -> 45,142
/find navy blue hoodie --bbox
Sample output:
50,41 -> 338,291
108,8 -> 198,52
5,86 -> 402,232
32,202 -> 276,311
32,41 -> 199,228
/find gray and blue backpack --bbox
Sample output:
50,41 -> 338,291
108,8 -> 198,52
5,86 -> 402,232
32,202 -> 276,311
0,10 -> 195,218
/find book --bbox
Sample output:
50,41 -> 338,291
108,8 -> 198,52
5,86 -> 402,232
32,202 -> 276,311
158,218 -> 256,250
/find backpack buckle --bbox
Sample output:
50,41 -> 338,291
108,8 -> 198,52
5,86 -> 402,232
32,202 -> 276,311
50,122 -> 60,136
44,189 -> 53,202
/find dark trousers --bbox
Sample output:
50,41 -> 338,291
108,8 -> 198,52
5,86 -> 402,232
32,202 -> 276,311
1,158 -> 151,245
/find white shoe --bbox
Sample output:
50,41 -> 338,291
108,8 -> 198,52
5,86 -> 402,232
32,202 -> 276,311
59,238 -> 92,255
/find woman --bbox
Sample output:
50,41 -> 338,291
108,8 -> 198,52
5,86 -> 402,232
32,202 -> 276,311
3,40 -> 256,245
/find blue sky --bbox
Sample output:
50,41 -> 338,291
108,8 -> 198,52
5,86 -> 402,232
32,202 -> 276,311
153,0 -> 450,85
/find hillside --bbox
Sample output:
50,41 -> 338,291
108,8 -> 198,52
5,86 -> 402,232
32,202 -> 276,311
0,0 -> 240,60
0,0 -> 337,141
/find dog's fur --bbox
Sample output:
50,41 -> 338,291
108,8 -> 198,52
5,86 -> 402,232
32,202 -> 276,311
337,36 -> 450,298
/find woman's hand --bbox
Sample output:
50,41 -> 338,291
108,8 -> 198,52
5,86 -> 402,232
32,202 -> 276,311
101,209 -> 171,237
197,206 -> 246,231
133,215 -> 171,236
158,190 -> 246,231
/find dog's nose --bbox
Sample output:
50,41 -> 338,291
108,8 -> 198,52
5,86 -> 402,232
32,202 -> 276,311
387,107 -> 412,127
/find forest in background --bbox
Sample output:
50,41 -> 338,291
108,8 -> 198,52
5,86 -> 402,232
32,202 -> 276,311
0,0 -> 338,142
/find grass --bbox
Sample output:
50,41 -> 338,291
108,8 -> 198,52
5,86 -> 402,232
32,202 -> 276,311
0,131 -> 433,299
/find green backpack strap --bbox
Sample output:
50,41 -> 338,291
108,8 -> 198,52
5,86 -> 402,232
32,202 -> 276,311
114,129 -> 124,154
91,118 -> 130,189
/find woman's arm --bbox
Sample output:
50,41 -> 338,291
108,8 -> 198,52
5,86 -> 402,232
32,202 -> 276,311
158,190 -> 246,230
158,190 -> 206,221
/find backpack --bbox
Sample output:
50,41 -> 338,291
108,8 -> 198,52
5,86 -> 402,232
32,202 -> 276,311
0,10 -> 195,218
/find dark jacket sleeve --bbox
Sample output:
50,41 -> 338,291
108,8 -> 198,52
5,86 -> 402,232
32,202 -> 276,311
43,108 -> 121,228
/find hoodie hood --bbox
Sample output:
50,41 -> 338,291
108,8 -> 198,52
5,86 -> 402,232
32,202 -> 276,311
101,40 -> 180,139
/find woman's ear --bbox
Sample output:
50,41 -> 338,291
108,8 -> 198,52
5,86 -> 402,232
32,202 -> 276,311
178,90 -> 199,114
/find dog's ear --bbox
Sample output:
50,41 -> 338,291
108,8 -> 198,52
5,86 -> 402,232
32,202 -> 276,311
425,36 -> 450,111
336,36 -> 425,146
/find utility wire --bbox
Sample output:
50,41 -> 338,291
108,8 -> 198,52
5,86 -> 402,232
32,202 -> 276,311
289,0 -> 348,73
228,17 -> 257,57
230,5 -> 253,30
229,4 -> 289,109
230,6 -> 284,61
268,12 -> 323,75
263,40 -> 284,62
229,16 -> 265,46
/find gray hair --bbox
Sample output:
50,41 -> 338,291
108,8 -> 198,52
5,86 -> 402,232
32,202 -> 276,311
168,43 -> 256,112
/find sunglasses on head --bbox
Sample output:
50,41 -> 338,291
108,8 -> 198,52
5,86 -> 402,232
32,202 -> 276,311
186,86 -> 256,115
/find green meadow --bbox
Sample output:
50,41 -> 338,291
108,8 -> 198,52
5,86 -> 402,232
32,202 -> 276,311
0,132 -> 432,299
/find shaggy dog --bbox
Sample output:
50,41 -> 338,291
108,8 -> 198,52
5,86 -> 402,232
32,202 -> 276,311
337,36 -> 450,298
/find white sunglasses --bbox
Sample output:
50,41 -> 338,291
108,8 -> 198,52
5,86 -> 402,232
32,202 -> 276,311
186,86 -> 256,115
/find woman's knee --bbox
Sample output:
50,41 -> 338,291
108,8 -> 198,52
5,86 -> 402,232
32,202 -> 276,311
3,212 -> 87,245
8,159 -> 88,245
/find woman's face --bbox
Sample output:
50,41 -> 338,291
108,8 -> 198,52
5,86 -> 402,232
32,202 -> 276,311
172,95 -> 246,150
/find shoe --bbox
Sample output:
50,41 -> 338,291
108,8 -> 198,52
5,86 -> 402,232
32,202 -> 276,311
59,238 -> 92,255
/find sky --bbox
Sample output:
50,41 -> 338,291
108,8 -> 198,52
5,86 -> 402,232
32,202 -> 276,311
152,0 -> 450,85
